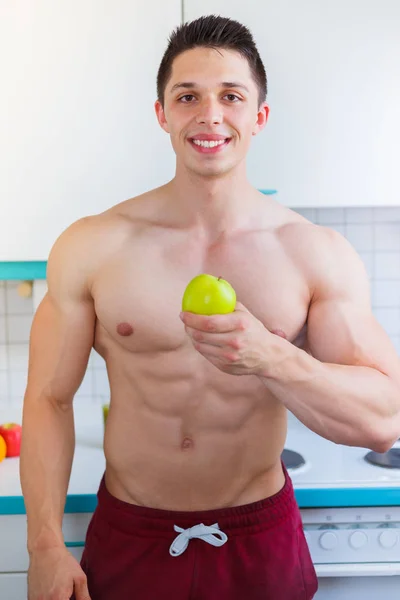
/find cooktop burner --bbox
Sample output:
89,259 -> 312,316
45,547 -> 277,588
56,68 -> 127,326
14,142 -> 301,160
364,447 -> 400,469
281,448 -> 305,470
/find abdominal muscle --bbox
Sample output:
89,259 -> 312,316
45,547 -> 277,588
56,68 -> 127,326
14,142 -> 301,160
101,348 -> 288,511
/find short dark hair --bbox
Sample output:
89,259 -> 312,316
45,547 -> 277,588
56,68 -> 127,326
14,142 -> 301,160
157,15 -> 267,109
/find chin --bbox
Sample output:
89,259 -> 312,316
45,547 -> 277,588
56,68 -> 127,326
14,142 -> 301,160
186,161 -> 236,179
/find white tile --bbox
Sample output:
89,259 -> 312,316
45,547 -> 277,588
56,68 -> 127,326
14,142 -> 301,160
0,372 -> 9,400
374,253 -> 400,280
345,224 -> 374,252
0,286 -> 5,316
373,208 -> 400,223
327,224 -> 346,236
8,344 -> 29,371
372,281 -> 400,308
390,336 -> 400,357
7,315 -> 33,343
374,224 -> 400,251
6,282 -> 34,315
345,208 -> 373,223
5,399 -> 24,416
9,370 -> 28,399
373,308 -> 400,337
316,208 -> 345,224
293,208 -> 317,223
88,349 -> 105,369
0,345 -> 7,370
93,369 -> 110,400
75,369 -> 94,399
358,253 -> 374,280
0,317 -> 6,344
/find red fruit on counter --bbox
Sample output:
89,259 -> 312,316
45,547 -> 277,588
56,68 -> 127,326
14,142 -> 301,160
0,423 -> 22,458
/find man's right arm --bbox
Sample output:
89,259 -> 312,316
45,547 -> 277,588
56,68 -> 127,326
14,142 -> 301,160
20,217 -> 97,555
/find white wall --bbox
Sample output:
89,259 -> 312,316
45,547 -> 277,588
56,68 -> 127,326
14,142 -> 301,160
0,1 -> 179,260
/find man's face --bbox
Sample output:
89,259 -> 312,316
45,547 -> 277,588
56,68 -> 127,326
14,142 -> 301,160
155,47 -> 269,179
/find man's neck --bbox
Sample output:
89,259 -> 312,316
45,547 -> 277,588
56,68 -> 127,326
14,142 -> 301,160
166,166 -> 260,239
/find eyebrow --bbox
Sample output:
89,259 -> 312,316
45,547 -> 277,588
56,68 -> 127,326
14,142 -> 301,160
170,81 -> 250,94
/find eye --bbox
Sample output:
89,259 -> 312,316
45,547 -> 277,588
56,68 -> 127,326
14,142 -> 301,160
178,94 -> 196,103
224,94 -> 241,102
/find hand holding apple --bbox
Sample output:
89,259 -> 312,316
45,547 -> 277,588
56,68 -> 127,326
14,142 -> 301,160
181,274 -> 277,376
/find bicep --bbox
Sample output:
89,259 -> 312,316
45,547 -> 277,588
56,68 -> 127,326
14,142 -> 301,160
307,297 -> 400,379
304,228 -> 400,381
25,219 -> 97,403
26,292 -> 96,403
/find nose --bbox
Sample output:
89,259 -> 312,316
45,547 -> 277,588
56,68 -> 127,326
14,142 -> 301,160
195,98 -> 223,126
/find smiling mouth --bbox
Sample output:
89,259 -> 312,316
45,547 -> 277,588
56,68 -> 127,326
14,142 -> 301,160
189,138 -> 232,153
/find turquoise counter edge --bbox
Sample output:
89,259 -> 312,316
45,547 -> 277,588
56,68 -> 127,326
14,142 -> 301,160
1,487 -> 399,515
0,262 -> 47,280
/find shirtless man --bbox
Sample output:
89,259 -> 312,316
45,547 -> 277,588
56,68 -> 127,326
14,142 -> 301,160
21,14 -> 400,600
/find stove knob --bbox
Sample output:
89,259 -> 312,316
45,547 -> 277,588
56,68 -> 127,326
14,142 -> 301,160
379,530 -> 398,549
319,532 -> 338,550
349,531 -> 368,549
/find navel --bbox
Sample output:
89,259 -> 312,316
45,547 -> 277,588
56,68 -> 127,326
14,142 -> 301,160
181,436 -> 194,450
116,322 -> 134,337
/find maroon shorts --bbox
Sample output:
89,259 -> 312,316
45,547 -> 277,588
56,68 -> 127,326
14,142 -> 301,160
75,463 -> 318,600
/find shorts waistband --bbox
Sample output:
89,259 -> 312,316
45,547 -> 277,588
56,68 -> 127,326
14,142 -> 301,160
95,462 -> 298,538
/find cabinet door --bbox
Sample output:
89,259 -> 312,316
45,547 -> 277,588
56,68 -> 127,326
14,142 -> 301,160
184,1 -> 400,207
1,1 -> 181,260
0,573 -> 27,600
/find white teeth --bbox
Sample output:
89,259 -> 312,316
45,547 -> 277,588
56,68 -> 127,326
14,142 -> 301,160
192,139 -> 227,148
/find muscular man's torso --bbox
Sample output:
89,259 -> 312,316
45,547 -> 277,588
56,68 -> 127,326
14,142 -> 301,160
87,186 -> 314,510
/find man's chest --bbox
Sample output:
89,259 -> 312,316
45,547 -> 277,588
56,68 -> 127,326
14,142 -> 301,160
91,235 -> 311,354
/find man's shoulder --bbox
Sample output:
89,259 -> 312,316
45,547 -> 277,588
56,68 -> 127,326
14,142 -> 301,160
47,189 -> 163,295
277,217 -> 366,296
59,185 -> 165,247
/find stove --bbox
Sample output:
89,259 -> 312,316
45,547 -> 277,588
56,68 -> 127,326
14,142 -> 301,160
283,424 -> 400,598
284,426 -> 400,490
364,447 -> 400,469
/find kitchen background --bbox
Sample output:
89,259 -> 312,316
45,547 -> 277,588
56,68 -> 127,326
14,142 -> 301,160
1,1 -> 400,598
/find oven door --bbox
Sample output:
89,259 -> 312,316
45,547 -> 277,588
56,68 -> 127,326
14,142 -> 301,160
315,563 -> 400,600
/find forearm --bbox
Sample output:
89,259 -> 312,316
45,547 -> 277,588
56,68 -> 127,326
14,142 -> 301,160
258,339 -> 400,451
20,393 -> 75,554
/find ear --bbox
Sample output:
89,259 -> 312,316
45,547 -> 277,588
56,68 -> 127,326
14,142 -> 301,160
154,99 -> 170,134
252,103 -> 269,136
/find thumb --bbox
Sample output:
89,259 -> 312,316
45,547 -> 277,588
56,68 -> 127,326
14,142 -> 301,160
74,577 -> 91,600
235,301 -> 250,313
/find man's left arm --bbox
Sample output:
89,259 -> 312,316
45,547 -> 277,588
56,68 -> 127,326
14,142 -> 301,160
259,230 -> 400,453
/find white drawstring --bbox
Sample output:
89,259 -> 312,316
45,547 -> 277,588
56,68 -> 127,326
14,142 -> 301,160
169,522 -> 228,557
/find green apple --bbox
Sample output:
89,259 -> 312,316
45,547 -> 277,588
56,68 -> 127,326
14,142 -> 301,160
182,274 -> 237,315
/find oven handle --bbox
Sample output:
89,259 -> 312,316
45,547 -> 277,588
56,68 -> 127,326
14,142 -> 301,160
315,562 -> 400,578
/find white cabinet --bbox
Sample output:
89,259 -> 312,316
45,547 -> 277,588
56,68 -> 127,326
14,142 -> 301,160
1,1 -> 181,261
0,574 -> 27,600
184,1 -> 400,207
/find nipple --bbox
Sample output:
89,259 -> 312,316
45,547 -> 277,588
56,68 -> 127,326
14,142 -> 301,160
116,322 -> 134,337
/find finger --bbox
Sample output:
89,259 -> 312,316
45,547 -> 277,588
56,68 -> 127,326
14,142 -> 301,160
193,341 -> 239,363
74,577 -> 91,600
234,301 -> 250,313
180,311 -> 244,333
187,326 -> 243,350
